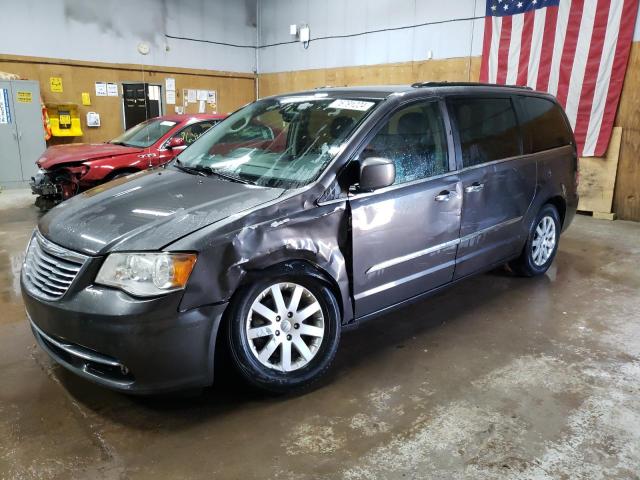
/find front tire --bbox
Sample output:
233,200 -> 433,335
227,274 -> 341,393
510,204 -> 561,276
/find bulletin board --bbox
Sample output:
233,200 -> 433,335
180,88 -> 218,115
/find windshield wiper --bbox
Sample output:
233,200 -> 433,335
174,159 -> 207,177
174,160 -> 253,184
204,167 -> 253,185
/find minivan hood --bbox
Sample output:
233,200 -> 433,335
37,143 -> 143,169
39,168 -> 284,255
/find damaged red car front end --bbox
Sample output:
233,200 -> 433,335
30,114 -> 225,208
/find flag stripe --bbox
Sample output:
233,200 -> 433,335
536,5 -> 559,91
594,0 -> 639,155
506,14 -> 524,84
489,16 -> 502,83
547,0 -> 572,95
584,0 -> 625,155
480,16 -> 493,82
564,0 -> 598,133
497,16 -> 513,84
527,7 -> 547,89
573,0 -> 611,155
555,0 -> 585,107
517,11 -> 535,85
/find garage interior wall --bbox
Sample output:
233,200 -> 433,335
0,0 -> 258,144
256,0 -> 640,222
1,0 -> 640,221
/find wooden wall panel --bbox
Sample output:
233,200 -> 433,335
258,57 -> 481,97
0,54 -> 256,145
611,42 -> 640,221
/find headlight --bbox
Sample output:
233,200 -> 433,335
96,252 -> 197,297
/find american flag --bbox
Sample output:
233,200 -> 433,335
479,0 -> 639,156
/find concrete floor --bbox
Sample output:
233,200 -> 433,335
1,189 -> 639,480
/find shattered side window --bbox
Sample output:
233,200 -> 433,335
359,101 -> 449,185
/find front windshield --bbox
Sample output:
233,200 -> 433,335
175,95 -> 379,188
110,118 -> 177,148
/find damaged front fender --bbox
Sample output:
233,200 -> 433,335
172,193 -> 354,325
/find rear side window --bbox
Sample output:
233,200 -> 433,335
449,97 -> 521,167
519,96 -> 573,153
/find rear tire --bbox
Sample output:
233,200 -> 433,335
226,273 -> 341,394
509,204 -> 561,277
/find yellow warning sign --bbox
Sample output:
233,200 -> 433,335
16,91 -> 32,103
81,92 -> 91,106
50,77 -> 63,93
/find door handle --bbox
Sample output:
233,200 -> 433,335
434,190 -> 453,202
465,182 -> 484,193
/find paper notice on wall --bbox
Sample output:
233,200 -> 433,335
81,92 -> 91,105
196,90 -> 208,101
0,88 -> 11,124
86,112 -> 100,127
49,77 -> 63,93
198,100 -> 206,113
106,83 -> 118,96
148,85 -> 160,101
165,77 -> 175,91
207,90 -> 217,105
166,89 -> 176,105
187,89 -> 196,103
95,82 -> 107,96
174,106 -> 184,114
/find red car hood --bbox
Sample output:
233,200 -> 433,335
37,143 -> 143,169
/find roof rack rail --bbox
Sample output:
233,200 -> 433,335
411,81 -> 533,90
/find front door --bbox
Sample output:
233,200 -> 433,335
349,99 -> 462,318
447,96 -> 536,278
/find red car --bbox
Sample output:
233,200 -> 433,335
30,113 -> 226,205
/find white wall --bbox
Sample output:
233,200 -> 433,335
258,0 -> 640,74
0,0 -> 258,73
257,0 -> 484,73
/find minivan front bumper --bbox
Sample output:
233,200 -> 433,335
22,278 -> 227,394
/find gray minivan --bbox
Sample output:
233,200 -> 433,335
21,83 -> 578,393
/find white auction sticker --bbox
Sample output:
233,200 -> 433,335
328,99 -> 375,111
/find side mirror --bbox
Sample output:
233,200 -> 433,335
167,136 -> 186,149
358,157 -> 395,192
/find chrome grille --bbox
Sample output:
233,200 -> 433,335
22,232 -> 88,300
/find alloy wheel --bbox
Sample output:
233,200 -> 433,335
532,215 -> 556,266
246,282 -> 325,372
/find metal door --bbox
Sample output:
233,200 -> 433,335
11,80 -> 45,182
122,83 -> 162,130
454,157 -> 536,278
447,95 -> 536,279
0,80 -> 22,186
348,99 -> 462,318
350,176 -> 463,317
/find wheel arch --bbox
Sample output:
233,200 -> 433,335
545,195 -> 567,227
237,259 -> 346,324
